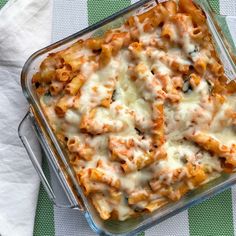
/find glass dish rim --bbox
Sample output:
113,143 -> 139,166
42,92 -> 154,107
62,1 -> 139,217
20,0 -> 236,235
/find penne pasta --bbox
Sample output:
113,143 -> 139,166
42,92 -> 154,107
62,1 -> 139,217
65,74 -> 85,95
194,58 -> 207,74
91,193 -> 113,220
209,60 -> 224,76
152,102 -> 165,147
55,65 -> 72,82
179,0 -> 206,26
145,198 -> 168,212
55,95 -> 74,117
85,38 -> 103,50
128,190 -> 149,205
190,26 -> 204,40
49,81 -> 64,96
161,22 -> 176,41
163,1 -> 177,16
90,168 -> 120,189
98,44 -> 112,68
186,131 -> 232,159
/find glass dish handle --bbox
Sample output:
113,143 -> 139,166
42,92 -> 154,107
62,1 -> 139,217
18,112 -> 79,209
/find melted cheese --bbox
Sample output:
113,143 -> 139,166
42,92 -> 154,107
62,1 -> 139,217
160,141 -> 198,170
197,152 -> 222,172
36,2 -> 236,222
120,170 -> 153,191
210,128 -> 236,146
76,59 -> 119,113
65,110 -> 81,125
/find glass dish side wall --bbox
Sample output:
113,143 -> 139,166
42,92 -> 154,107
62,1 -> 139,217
20,0 -> 236,235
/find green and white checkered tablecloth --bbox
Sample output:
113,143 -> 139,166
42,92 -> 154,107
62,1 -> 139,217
1,0 -> 236,235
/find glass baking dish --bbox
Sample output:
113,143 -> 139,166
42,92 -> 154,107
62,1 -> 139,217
18,0 -> 236,235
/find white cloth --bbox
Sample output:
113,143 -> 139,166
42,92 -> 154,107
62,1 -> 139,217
0,0 -> 52,235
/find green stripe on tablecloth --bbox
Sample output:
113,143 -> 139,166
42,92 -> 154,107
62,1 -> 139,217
34,157 -> 55,236
188,1 -> 235,235
137,232 -> 145,236
188,190 -> 234,236
87,0 -> 131,25
0,0 -> 7,8
209,0 -> 220,13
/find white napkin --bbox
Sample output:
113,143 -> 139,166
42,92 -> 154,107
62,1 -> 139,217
0,0 -> 52,235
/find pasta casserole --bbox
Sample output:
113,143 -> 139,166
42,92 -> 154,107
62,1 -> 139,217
32,0 -> 236,221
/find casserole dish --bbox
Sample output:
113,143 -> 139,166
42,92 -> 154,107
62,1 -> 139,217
19,0 -> 236,235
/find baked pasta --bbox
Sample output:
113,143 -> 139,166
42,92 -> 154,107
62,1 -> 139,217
32,0 -> 236,221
